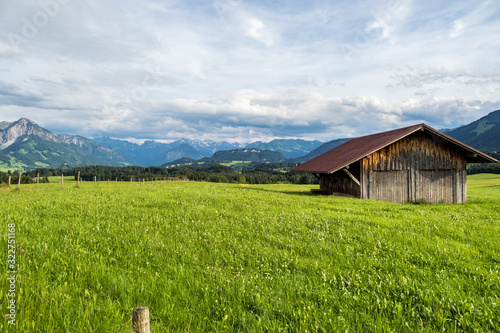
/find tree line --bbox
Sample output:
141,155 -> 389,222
0,170 -> 49,185
467,151 -> 500,175
0,164 -> 318,185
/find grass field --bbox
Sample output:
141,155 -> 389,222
1,175 -> 499,332
46,176 -> 78,183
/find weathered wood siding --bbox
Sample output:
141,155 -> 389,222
320,161 -> 360,197
368,170 -> 409,203
360,131 -> 467,203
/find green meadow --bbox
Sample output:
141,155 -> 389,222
46,176 -> 78,183
1,175 -> 499,332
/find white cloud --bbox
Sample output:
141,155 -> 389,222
0,40 -> 22,57
449,20 -> 464,38
0,0 -> 499,143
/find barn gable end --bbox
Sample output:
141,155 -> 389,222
293,124 -> 498,204
361,131 -> 467,203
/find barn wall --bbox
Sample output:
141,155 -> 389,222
361,131 -> 467,203
320,161 -> 360,197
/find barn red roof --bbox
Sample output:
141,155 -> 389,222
292,124 -> 498,174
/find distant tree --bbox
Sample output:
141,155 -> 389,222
217,175 -> 228,183
299,174 -> 310,184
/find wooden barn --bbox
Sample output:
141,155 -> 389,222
292,124 -> 498,204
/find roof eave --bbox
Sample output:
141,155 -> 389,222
421,124 -> 499,164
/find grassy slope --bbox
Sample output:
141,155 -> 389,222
0,175 -> 499,332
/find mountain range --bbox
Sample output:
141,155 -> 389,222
444,110 -> 500,152
93,137 -> 242,166
1,110 -> 499,170
0,118 -> 127,169
247,139 -> 323,159
211,148 -> 286,163
0,118 -> 324,170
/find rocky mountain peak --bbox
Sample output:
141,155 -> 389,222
17,117 -> 37,126
0,117 -> 61,149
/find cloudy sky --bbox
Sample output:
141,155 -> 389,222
0,0 -> 499,143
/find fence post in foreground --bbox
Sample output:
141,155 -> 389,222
132,306 -> 150,333
61,174 -> 64,187
94,176 -> 97,186
17,172 -> 22,190
77,171 -> 80,186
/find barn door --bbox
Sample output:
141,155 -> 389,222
369,170 -> 409,203
418,170 -> 454,203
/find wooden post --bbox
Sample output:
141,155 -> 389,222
37,173 -> 39,187
132,306 -> 150,333
17,172 -> 22,190
94,176 -> 97,186
61,174 -> 64,187
77,171 -> 80,186
8,175 -> 11,186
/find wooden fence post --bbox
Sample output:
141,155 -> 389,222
8,175 -> 11,186
17,172 -> 22,190
77,171 -> 80,186
94,176 -> 97,186
61,174 -> 64,187
132,306 -> 150,333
